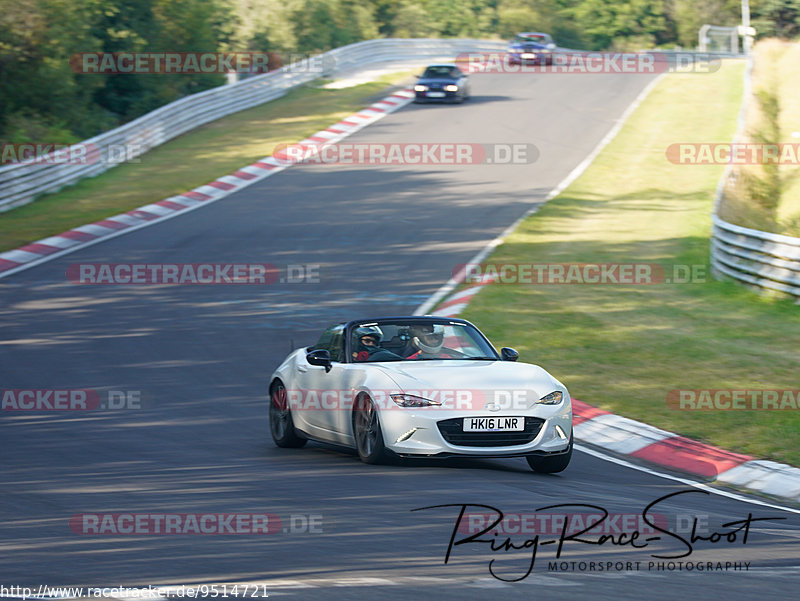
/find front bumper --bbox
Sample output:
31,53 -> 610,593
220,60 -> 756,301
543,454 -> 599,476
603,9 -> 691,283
508,52 -> 551,65
380,403 -> 572,457
414,90 -> 461,102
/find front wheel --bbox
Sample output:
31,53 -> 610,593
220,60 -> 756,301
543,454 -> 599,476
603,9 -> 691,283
526,435 -> 572,473
352,395 -> 390,464
269,381 -> 307,448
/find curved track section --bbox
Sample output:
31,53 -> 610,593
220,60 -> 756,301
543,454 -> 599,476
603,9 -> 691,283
1,70 -> 798,598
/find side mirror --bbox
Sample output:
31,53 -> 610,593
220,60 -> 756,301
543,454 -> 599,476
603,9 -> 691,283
500,347 -> 519,362
307,349 -> 332,373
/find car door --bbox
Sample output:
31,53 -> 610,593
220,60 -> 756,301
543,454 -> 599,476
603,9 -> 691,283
298,325 -> 352,442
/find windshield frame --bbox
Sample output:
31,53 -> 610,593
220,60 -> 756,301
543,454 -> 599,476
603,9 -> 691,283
343,317 -> 500,364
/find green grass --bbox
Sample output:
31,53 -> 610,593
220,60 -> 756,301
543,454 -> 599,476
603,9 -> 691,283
718,40 -> 800,235
0,72 -> 415,252
771,41 -> 800,228
460,61 -> 800,465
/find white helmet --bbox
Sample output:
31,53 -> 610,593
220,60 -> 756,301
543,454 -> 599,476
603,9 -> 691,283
411,324 -> 445,354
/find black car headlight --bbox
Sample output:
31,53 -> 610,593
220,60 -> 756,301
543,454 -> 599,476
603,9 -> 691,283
391,394 -> 441,408
537,391 -> 563,405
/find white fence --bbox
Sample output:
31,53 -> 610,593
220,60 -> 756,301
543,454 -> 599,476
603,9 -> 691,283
0,38 -> 506,212
711,216 -> 800,298
698,24 -> 741,54
710,54 -> 800,300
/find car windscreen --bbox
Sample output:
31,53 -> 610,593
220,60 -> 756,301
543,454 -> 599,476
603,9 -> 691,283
421,66 -> 458,79
513,34 -> 548,44
350,321 -> 498,362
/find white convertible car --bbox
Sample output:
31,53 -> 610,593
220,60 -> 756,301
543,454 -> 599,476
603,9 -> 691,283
268,316 -> 573,473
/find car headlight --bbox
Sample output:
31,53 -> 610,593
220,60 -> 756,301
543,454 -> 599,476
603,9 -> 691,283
538,391 -> 563,405
414,84 -> 428,92
444,84 -> 458,92
390,394 -> 441,408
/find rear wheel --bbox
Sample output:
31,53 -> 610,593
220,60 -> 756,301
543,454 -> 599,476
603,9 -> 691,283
526,435 -> 572,473
352,394 -> 390,464
269,381 -> 306,448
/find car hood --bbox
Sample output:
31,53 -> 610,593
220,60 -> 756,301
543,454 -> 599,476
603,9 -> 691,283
417,77 -> 460,85
372,360 -> 564,402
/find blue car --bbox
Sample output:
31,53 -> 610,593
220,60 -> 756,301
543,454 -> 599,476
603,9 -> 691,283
507,32 -> 556,66
414,64 -> 471,104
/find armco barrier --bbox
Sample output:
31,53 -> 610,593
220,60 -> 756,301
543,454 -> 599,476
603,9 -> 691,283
711,215 -> 800,298
0,38 -> 506,212
710,53 -> 800,301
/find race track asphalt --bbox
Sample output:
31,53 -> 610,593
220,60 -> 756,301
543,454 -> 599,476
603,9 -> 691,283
1,68 -> 798,599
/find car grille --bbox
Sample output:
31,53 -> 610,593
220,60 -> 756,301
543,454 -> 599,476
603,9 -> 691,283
436,417 -> 545,447
428,84 -> 444,91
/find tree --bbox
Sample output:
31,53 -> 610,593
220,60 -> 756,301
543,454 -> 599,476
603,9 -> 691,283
667,0 -> 741,48
566,0 -> 670,49
0,0 -> 110,141
752,0 -> 800,38
292,0 -> 378,52
391,2 -> 437,37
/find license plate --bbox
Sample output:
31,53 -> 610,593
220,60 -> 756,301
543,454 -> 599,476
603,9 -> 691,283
427,92 -> 445,98
463,417 -> 524,432
521,53 -> 536,59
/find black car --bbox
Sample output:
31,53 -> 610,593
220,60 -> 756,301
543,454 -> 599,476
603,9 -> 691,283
507,32 -> 556,65
414,64 -> 470,103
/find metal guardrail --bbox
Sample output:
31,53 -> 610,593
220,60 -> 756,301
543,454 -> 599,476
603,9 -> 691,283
711,215 -> 800,298
710,54 -> 800,301
0,38 -> 506,212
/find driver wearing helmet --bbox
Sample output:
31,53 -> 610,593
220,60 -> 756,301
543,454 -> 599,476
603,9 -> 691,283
352,326 -> 402,362
405,324 -> 459,359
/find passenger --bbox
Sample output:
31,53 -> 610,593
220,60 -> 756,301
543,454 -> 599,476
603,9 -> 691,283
405,324 -> 460,359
